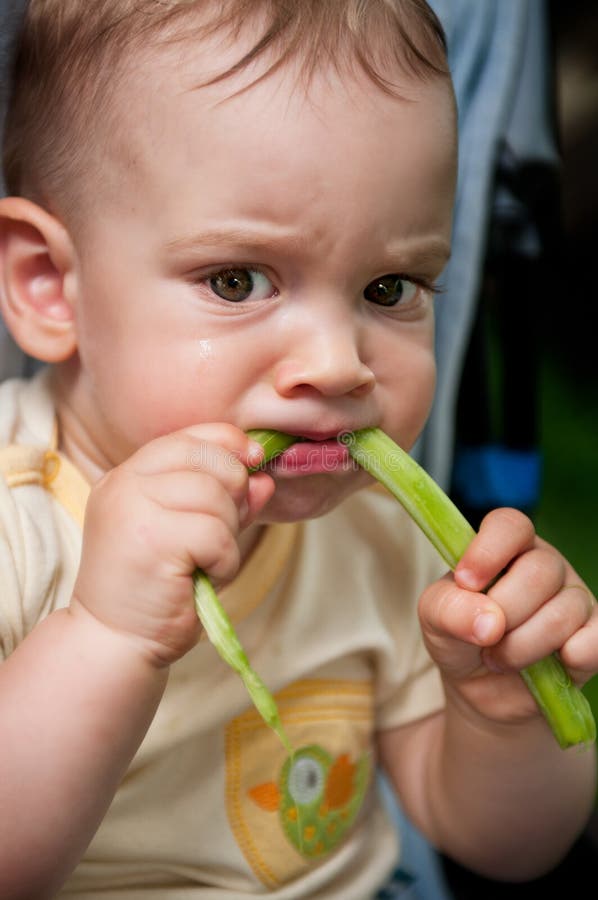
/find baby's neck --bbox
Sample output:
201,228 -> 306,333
50,373 -> 114,487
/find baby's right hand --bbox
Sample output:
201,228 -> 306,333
71,425 -> 274,666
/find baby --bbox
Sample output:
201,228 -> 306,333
0,1 -> 596,898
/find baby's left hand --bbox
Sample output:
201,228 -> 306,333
418,507 -> 598,724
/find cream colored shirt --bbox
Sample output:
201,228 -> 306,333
0,369 -> 446,899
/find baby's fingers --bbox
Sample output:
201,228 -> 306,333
557,588 -> 598,682
484,545 -> 566,631
124,424 -> 264,506
418,574 -> 506,676
455,508 -> 536,592
483,581 -> 595,674
242,470 -> 276,526
142,470 -> 241,532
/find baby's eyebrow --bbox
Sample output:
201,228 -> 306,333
164,226 -> 309,256
384,240 -> 451,273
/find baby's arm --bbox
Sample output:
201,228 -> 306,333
0,425 -> 272,899
379,508 -> 598,881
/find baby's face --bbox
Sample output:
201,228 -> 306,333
61,37 -> 456,522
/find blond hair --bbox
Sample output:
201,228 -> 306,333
3,0 -> 449,219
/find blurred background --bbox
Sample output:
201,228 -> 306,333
537,0 -> 598,606
537,1 -> 598,732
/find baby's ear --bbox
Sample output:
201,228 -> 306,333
0,197 -> 77,362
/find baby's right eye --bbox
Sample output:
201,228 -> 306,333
206,267 -> 276,303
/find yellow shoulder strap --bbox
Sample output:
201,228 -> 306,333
0,444 -> 89,528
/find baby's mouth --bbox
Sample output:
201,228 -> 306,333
264,436 -> 353,477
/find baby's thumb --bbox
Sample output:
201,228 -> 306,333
241,471 -> 276,527
419,574 -> 506,677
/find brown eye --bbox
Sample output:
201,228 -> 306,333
209,268 -> 255,302
207,267 -> 275,303
364,274 -> 416,307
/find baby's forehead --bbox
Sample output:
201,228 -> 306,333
94,41 -> 456,244
104,5 -> 454,147
101,28 -> 455,193
62,0 -> 451,142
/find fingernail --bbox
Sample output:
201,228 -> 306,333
473,611 -> 497,642
239,499 -> 250,522
247,443 -> 264,467
456,567 -> 479,590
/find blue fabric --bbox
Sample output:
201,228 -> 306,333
376,775 -> 453,900
375,866 -> 418,900
416,0 -> 556,490
452,445 -> 542,510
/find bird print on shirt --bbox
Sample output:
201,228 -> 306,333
248,744 -> 370,857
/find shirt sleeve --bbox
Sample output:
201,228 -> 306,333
0,476 -> 63,660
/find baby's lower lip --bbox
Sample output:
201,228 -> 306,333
266,439 -> 353,476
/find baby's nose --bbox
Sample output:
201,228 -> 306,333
274,325 -> 375,398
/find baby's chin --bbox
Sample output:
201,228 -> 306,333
256,470 -> 370,524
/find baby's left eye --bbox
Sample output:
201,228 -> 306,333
363,274 -> 418,307
207,267 -> 275,303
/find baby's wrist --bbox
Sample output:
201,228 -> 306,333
67,597 -> 174,674
443,673 -> 545,740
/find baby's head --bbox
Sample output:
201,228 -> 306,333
0,0 -> 457,519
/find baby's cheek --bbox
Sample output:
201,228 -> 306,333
388,350 -> 436,450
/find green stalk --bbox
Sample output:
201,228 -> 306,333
192,430 -> 296,753
193,571 -> 294,753
245,429 -> 298,473
345,427 -> 596,750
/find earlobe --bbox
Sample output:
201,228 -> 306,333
0,197 -> 77,362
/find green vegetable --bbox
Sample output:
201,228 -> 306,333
244,429 -> 298,473
344,427 -> 596,750
193,569 -> 294,753
192,430 -> 296,753
193,427 -> 596,751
